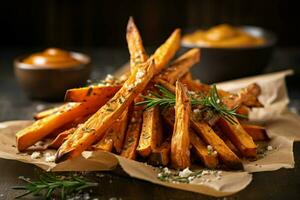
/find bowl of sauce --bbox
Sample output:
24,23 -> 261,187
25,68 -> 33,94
14,48 -> 91,101
181,24 -> 276,83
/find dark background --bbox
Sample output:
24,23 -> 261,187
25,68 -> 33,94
0,0 -> 299,49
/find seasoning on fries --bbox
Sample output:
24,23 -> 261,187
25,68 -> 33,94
16,17 -> 267,170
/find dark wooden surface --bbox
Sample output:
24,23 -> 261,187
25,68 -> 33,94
0,48 -> 300,200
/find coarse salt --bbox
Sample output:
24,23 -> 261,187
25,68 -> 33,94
136,70 -> 145,79
163,167 -> 171,175
207,145 -> 213,151
179,167 -> 193,177
106,74 -> 114,81
45,153 -> 55,162
267,145 -> 273,151
30,151 -> 41,159
193,109 -> 200,114
188,91 -> 195,95
212,150 -> 218,156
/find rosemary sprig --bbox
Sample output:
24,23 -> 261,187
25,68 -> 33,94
12,172 -> 98,199
136,84 -> 246,124
136,84 -> 176,109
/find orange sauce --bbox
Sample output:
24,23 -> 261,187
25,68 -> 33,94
23,48 -> 82,68
182,24 -> 265,48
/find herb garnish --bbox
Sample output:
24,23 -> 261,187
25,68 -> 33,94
136,84 -> 246,124
12,172 -> 98,199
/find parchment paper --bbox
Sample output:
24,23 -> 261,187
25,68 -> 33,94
0,70 -> 299,197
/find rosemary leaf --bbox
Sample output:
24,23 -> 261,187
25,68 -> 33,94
136,84 -> 247,124
12,172 -> 98,199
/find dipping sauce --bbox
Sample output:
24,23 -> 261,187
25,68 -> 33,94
23,48 -> 82,68
182,24 -> 266,48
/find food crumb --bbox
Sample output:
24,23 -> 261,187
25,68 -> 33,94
36,104 -> 46,111
136,70 -> 145,79
267,145 -> 273,151
179,167 -> 193,177
83,193 -> 90,200
30,151 -> 41,159
44,152 -> 55,162
163,167 -> 171,175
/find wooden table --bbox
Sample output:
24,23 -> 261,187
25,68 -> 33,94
0,48 -> 300,200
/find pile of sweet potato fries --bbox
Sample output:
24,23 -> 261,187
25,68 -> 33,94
16,17 -> 268,170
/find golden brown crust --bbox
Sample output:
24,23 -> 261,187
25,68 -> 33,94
171,81 -> 191,169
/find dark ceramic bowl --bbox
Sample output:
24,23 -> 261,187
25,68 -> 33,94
181,26 -> 277,83
14,52 -> 91,101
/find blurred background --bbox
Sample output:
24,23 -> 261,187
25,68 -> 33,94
0,0 -> 299,48
0,0 -> 299,111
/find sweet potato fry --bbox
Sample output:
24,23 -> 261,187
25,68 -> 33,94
213,126 -> 240,156
236,105 -> 250,116
190,130 -> 218,169
127,17 -> 180,74
180,73 -> 210,92
152,29 -> 181,74
191,119 -> 243,169
148,137 -> 171,166
93,132 -> 114,152
162,108 -> 218,168
55,59 -> 155,163
155,79 -> 243,169
64,85 -> 121,102
48,128 -> 76,149
238,83 -> 263,107
137,106 -> 163,157
155,48 -> 200,84
171,81 -> 191,169
218,117 -> 257,157
113,109 -> 130,153
121,107 -> 143,159
126,17 -> 148,70
180,73 -> 263,110
16,100 -> 104,152
93,109 -> 129,152
241,124 -> 269,141
33,103 -> 77,120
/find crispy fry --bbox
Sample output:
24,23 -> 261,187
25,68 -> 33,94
47,114 -> 91,139
162,108 -> 218,168
155,78 -> 243,169
190,130 -> 218,169
155,78 -> 176,93
218,117 -> 257,157
241,124 -> 269,141
236,105 -> 250,116
180,73 -> 210,92
155,48 -> 200,84
191,119 -> 243,169
93,109 -> 129,152
64,85 -> 121,102
48,128 -> 76,149
148,137 -> 171,166
34,103 -> 76,120
16,100 -> 104,152
171,81 -> 191,169
137,106 -> 163,157
126,17 -> 148,70
113,109 -> 130,153
16,18 -> 267,171
238,83 -> 263,107
121,107 -> 143,159
213,126 -> 240,156
55,59 -> 155,163
180,73 -> 263,109
152,29 -> 181,74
